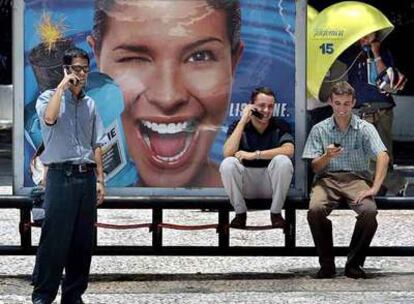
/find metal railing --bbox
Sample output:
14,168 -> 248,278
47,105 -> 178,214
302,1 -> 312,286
0,195 -> 413,256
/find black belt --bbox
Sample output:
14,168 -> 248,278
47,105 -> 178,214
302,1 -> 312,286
49,162 -> 96,173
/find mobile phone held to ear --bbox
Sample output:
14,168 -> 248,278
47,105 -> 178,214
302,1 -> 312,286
251,109 -> 264,119
64,66 -> 78,86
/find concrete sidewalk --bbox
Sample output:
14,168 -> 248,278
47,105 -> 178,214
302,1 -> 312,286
1,261 -> 414,303
1,136 -> 414,304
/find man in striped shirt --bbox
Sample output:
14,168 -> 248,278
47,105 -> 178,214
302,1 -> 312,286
303,81 -> 389,279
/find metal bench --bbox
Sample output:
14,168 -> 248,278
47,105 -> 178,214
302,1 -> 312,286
0,195 -> 413,256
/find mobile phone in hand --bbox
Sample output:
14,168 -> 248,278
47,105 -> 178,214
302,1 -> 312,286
64,66 -> 78,86
251,109 -> 264,119
334,142 -> 341,148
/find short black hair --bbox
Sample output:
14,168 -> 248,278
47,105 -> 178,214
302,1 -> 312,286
62,47 -> 90,66
250,87 -> 276,104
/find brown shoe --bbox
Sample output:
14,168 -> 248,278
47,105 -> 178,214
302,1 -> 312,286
270,213 -> 286,228
230,213 -> 247,228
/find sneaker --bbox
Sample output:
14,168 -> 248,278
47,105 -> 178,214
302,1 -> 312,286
270,213 -> 286,229
230,213 -> 246,228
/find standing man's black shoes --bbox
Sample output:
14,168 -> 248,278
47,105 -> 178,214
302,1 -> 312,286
344,265 -> 367,279
315,265 -> 336,279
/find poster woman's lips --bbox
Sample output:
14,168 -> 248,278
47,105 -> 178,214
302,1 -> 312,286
137,119 -> 199,167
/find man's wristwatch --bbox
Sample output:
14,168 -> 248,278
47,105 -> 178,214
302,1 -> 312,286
255,150 -> 261,160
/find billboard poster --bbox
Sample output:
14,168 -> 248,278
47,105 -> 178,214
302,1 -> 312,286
22,0 -> 297,192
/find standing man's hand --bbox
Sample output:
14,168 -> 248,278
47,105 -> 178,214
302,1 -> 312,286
44,68 -> 80,125
96,181 -> 105,206
370,39 -> 381,57
394,71 -> 408,91
58,67 -> 80,91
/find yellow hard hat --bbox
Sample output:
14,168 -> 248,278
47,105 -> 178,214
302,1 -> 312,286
307,1 -> 394,98
307,5 -> 318,26
306,5 -> 318,99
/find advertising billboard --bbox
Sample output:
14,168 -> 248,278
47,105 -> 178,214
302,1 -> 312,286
15,0 -> 306,196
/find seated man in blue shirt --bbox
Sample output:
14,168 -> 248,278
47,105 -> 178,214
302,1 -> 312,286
32,47 -> 105,304
303,81 -> 389,279
220,87 -> 294,229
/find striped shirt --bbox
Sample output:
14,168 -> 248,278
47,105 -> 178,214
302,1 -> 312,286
36,89 -> 105,165
302,114 -> 386,174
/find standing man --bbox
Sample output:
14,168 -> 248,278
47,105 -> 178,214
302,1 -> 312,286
303,81 -> 389,279
220,87 -> 294,228
340,32 -> 406,195
32,47 -> 105,304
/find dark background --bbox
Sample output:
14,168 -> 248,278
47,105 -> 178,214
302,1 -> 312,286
0,0 -> 12,84
309,0 -> 414,95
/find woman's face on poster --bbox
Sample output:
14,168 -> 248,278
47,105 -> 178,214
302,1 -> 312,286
90,0 -> 242,187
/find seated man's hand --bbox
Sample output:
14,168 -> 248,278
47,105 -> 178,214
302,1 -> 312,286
234,150 -> 255,162
353,187 -> 376,205
325,144 -> 343,159
240,104 -> 255,125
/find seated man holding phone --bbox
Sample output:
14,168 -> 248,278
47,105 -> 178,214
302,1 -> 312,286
220,87 -> 294,229
303,81 -> 389,279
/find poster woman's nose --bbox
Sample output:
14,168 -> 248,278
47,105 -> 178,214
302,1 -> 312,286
147,62 -> 189,114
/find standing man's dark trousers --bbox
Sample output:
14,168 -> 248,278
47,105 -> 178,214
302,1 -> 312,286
307,173 -> 378,270
32,167 -> 96,304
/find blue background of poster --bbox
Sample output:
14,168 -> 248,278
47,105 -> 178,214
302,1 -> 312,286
23,0 -> 296,188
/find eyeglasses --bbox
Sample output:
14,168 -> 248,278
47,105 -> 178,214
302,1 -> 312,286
69,65 -> 90,73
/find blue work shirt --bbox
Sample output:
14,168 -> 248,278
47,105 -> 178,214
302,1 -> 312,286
302,114 -> 387,178
340,45 -> 395,108
36,89 -> 105,165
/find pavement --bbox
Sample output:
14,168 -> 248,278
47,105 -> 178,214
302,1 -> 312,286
1,134 -> 414,303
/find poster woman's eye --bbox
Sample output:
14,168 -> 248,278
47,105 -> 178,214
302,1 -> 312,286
116,56 -> 151,64
187,50 -> 216,63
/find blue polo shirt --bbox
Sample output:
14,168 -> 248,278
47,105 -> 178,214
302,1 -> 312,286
340,45 -> 395,108
226,117 -> 294,167
36,89 -> 105,165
